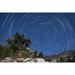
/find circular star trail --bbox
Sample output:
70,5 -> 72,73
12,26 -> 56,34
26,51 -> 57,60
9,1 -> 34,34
0,13 -> 73,55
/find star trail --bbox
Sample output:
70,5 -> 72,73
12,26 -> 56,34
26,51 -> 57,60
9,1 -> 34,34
0,13 -> 74,55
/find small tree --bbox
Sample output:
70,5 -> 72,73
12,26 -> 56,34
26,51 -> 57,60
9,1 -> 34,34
60,57 -> 64,62
0,44 -> 2,49
38,52 -> 44,58
32,50 -> 39,58
0,44 -> 3,59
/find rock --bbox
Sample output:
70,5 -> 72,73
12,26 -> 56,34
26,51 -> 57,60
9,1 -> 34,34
23,58 -> 34,62
5,57 -> 13,62
24,58 -> 45,62
16,58 -> 25,62
51,59 -> 57,62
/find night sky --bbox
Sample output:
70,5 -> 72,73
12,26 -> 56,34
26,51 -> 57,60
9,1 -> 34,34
0,13 -> 75,55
